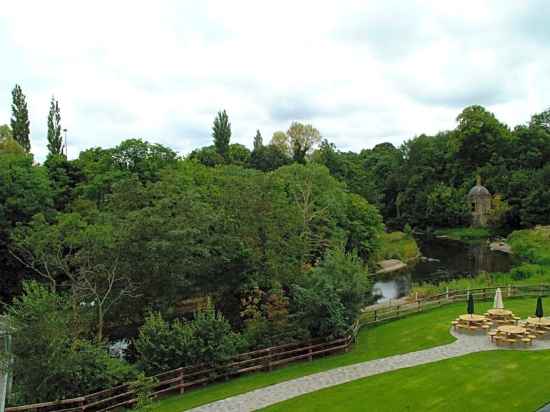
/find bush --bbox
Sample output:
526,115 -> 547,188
510,264 -> 543,281
291,248 -> 371,338
240,286 -> 309,349
135,304 -> 246,375
8,281 -> 138,404
134,312 -> 195,374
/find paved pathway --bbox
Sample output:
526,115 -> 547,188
188,328 -> 550,412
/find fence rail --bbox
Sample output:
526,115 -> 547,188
6,328 -> 358,412
8,283 -> 547,412
361,283 -> 550,326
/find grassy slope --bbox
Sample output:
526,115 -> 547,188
149,298 -> 540,412
262,350 -> 550,412
433,227 -> 491,241
376,231 -> 419,262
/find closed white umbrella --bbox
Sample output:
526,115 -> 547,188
493,288 -> 504,309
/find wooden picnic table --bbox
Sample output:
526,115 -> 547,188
459,314 -> 486,323
526,317 -> 550,327
497,325 -> 526,336
487,308 -> 513,318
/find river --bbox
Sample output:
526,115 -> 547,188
373,237 -> 515,303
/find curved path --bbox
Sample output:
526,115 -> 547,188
188,329 -> 550,412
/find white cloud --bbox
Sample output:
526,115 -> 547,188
0,0 -> 549,161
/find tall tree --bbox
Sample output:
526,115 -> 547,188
287,122 -> 321,163
10,84 -> 31,152
47,96 -> 63,156
253,129 -> 263,152
212,110 -> 231,159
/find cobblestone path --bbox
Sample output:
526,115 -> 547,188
188,328 -> 550,412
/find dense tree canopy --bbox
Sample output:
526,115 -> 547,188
2,95 -> 550,404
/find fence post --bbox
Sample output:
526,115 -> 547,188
79,397 -> 86,412
396,305 -> 400,318
308,344 -> 313,362
374,310 -> 378,322
508,284 -> 511,297
446,287 -> 449,300
267,348 -> 273,371
179,368 -> 185,394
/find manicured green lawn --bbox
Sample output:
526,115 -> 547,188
262,350 -> 550,412
149,297 -> 540,412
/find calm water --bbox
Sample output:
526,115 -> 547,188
373,237 -> 515,303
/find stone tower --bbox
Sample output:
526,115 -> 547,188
468,176 -> 491,227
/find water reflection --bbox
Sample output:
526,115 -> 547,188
373,237 -> 515,303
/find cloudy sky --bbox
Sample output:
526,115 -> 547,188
0,1 -> 549,161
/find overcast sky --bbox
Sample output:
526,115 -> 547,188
1,1 -> 549,161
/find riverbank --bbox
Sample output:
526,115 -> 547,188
433,227 -> 492,242
376,231 -> 419,262
411,226 -> 550,298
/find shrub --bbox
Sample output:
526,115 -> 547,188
292,248 -> 371,338
241,286 -> 309,349
510,264 -> 543,281
134,312 -> 194,374
7,281 -> 138,404
135,304 -> 246,375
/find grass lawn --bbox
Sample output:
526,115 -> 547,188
261,349 -> 550,412
148,297 -> 541,412
434,227 -> 492,242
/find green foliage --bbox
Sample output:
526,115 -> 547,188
0,124 -> 12,141
508,227 -> 550,265
227,143 -> 251,166
510,263 -> 543,281
433,227 -> 491,241
212,110 -> 231,159
248,144 -> 292,171
0,136 -> 25,156
253,129 -> 263,152
130,373 -> 158,412
134,312 -> 195,374
240,286 -> 308,348
135,305 -> 245,375
10,85 -> 30,152
7,281 -> 137,403
291,248 -> 371,338
46,96 -> 63,156
376,231 -> 419,261
426,183 -> 469,227
287,122 -> 321,163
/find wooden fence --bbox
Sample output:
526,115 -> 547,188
7,283 -> 549,412
6,326 -> 358,412
361,283 -> 550,326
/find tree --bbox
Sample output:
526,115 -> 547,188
11,212 -> 139,341
455,105 -> 510,173
287,122 -> 321,163
0,153 -> 52,301
0,124 -> 12,141
0,135 -> 25,156
10,84 -> 31,152
47,96 -> 63,156
248,144 -> 292,171
291,248 -> 371,338
270,131 -> 291,155
253,129 -> 263,152
7,281 -> 138,403
212,110 -> 231,159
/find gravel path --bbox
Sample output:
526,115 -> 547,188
187,328 -> 550,412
